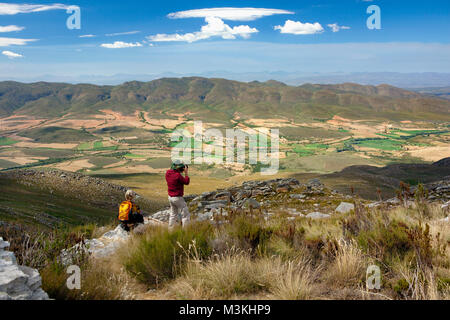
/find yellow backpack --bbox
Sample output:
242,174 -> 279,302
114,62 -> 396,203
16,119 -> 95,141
118,201 -> 132,221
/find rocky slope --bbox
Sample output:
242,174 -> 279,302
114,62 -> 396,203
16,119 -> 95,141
0,169 -> 158,228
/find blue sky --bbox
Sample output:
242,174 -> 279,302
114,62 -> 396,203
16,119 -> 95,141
0,0 -> 449,81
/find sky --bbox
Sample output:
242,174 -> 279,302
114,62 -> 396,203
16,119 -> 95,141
0,0 -> 449,82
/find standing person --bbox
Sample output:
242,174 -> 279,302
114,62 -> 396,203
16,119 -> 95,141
166,162 -> 190,228
118,190 -> 144,232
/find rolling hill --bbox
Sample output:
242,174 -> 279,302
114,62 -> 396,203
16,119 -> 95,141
1,78 -> 449,122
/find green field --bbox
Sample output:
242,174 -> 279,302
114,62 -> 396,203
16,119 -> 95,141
124,153 -> 146,159
77,140 -> 118,151
350,138 -> 403,151
0,136 -> 18,146
292,143 -> 328,156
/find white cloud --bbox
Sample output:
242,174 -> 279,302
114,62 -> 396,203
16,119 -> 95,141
100,41 -> 143,49
274,20 -> 324,35
79,34 -> 95,38
148,17 -> 258,43
327,23 -> 351,32
2,50 -> 23,58
106,30 -> 141,36
0,25 -> 25,32
168,7 -> 294,21
0,37 -> 37,46
0,3 -> 70,15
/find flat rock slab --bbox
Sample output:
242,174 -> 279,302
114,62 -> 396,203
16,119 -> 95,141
306,212 -> 331,219
335,202 -> 355,214
0,237 -> 49,300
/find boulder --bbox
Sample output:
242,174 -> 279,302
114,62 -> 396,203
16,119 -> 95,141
0,237 -> 49,300
306,212 -> 331,219
244,198 -> 261,209
335,202 -> 355,214
290,194 -> 306,200
366,202 -> 382,208
307,178 -> 323,187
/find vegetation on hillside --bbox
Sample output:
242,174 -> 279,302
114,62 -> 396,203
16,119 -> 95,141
1,78 -> 449,121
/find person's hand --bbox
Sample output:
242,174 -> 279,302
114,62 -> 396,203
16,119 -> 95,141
185,165 -> 189,175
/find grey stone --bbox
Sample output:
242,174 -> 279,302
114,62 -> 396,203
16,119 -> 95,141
290,194 -> 306,200
307,178 -> 323,187
335,202 -> 355,214
244,198 -> 261,209
386,197 -> 401,205
0,242 -> 49,300
197,212 -> 213,222
0,238 -> 10,250
204,202 -> 227,210
306,212 -> 331,219
366,202 -> 382,208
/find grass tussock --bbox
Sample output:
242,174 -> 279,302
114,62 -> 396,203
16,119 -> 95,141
41,259 -> 134,300
325,240 -> 366,288
167,248 -> 315,300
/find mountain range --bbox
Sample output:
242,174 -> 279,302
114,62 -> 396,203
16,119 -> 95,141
0,77 -> 449,122
2,72 -> 450,88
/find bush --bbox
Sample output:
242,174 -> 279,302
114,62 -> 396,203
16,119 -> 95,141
357,220 -> 412,265
121,222 -> 213,286
225,214 -> 272,252
41,260 -> 132,300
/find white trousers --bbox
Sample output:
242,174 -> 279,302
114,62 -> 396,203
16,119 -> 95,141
168,196 -> 190,228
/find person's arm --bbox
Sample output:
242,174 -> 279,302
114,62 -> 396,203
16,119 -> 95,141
179,168 -> 190,185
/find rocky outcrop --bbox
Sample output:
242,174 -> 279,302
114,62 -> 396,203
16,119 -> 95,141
60,217 -> 165,263
424,181 -> 450,201
149,178 -> 358,222
0,237 -> 49,300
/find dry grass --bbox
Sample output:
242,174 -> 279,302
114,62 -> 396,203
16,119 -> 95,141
267,259 -> 315,300
166,248 -> 315,300
392,261 -> 448,300
325,240 -> 366,288
41,259 -> 135,300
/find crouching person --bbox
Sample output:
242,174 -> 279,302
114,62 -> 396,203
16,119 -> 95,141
118,189 -> 144,232
166,162 -> 190,229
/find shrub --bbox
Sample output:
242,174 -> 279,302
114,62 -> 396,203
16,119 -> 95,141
121,222 -> 213,286
225,214 -> 272,252
41,260 -> 132,300
356,220 -> 412,265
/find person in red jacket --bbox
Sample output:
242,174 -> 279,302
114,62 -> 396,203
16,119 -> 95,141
166,161 -> 190,228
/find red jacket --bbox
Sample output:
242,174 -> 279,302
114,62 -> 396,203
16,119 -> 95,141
165,169 -> 190,197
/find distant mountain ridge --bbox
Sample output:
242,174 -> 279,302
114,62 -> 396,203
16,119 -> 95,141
0,77 -> 449,122
3,72 -> 450,88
